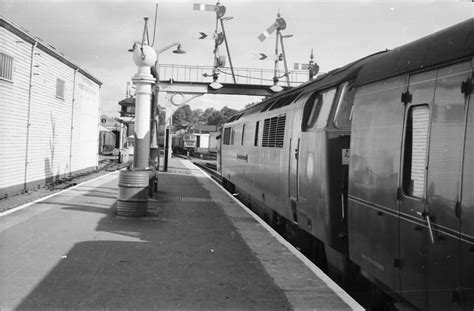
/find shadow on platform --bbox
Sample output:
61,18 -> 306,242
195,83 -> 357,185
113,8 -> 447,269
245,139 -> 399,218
15,172 -> 289,310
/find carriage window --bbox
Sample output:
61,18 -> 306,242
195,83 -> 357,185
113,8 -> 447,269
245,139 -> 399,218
403,105 -> 429,198
302,88 -> 336,131
254,121 -> 259,146
334,82 -> 356,128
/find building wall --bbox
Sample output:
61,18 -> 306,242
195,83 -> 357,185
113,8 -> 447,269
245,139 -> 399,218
0,23 -> 101,197
196,133 -> 210,152
0,27 -> 29,194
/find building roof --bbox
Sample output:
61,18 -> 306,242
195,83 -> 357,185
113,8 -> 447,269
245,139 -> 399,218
192,124 -> 218,133
118,97 -> 135,106
0,15 -> 102,86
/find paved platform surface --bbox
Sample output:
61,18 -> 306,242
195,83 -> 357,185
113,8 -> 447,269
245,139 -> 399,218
0,157 -> 362,310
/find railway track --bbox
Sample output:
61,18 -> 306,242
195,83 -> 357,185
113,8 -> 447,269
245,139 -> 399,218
172,154 -> 221,182
192,161 -> 221,183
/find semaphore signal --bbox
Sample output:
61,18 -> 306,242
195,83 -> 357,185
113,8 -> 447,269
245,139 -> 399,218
193,1 -> 236,86
257,12 -> 291,90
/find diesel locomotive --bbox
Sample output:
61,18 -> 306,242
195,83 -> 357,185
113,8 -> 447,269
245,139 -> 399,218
218,18 -> 474,310
172,133 -> 197,155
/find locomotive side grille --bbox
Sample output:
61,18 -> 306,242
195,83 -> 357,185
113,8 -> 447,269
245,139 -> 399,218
269,117 -> 278,147
223,127 -> 232,145
276,115 -> 286,148
262,115 -> 286,148
262,119 -> 271,147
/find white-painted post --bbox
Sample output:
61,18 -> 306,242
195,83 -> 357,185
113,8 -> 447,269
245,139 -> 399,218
116,44 -> 157,217
131,45 -> 157,169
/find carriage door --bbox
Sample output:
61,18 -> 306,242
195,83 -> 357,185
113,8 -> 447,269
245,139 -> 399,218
288,93 -> 310,217
398,70 -> 436,309
400,63 -> 469,310
298,89 -> 336,231
460,60 -> 474,309
425,62 -> 470,310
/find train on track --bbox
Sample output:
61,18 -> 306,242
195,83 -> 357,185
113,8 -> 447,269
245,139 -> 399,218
98,130 -> 116,155
218,19 -> 474,310
172,133 -> 197,155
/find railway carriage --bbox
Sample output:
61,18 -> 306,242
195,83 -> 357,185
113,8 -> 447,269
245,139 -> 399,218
220,18 -> 474,310
348,18 -> 474,310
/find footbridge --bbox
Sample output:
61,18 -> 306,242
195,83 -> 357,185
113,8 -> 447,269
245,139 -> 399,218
157,64 -> 310,97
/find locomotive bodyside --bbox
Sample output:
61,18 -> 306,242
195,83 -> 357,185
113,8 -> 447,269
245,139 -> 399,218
220,54 -> 378,276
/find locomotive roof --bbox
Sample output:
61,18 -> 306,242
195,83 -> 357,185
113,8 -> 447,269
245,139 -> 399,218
225,50 -> 387,123
355,18 -> 474,87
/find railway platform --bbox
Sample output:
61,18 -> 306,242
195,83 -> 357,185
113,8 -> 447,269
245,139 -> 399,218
0,156 -> 362,310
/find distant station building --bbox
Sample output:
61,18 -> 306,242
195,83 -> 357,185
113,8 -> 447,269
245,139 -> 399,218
99,115 -> 128,155
191,124 -> 219,153
0,15 -> 102,197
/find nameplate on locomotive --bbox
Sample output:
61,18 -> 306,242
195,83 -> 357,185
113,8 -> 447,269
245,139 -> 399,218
236,154 -> 248,162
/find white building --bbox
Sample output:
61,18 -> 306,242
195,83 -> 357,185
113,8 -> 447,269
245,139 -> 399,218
0,16 -> 102,197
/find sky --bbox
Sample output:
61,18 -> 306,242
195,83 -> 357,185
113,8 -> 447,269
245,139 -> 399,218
2,0 -> 473,117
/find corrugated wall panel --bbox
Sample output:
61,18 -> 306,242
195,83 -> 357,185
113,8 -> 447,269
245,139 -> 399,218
0,24 -> 101,196
0,28 -> 31,193
74,73 -> 100,171
26,47 -> 75,185
70,74 -> 82,174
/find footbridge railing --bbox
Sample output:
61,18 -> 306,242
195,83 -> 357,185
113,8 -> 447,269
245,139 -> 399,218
158,64 -> 310,87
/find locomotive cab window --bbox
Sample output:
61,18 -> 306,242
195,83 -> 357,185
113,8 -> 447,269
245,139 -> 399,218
334,82 -> 356,128
402,105 -> 429,198
302,88 -> 337,131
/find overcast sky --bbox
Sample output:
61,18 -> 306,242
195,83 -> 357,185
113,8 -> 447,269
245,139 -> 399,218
2,0 -> 472,117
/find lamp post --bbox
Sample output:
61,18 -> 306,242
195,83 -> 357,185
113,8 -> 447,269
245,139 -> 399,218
117,41 -> 157,217
132,44 -> 157,169
151,42 -> 186,172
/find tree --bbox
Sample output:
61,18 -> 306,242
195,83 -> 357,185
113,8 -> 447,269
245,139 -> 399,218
200,108 -> 217,124
172,104 -> 193,126
207,110 -> 224,125
191,108 -> 203,124
221,106 -> 238,120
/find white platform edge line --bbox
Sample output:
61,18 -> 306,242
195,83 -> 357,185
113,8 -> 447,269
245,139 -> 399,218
192,162 -> 364,311
0,170 -> 118,217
